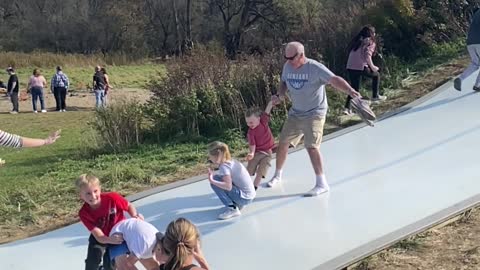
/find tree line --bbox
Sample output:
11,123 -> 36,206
0,0 -> 479,64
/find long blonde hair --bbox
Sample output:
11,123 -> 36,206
207,141 -> 231,164
162,218 -> 201,270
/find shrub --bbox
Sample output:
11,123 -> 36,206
90,98 -> 145,152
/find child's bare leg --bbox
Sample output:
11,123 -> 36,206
253,173 -> 263,189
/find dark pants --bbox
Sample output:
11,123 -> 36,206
10,92 -> 19,112
85,234 -> 113,270
345,67 -> 381,109
31,86 -> 45,111
53,87 -> 67,110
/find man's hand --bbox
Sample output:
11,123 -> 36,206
349,89 -> 362,99
246,153 -> 254,161
271,95 -> 283,106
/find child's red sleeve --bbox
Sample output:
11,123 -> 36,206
260,112 -> 270,125
111,192 -> 130,211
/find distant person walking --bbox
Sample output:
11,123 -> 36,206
454,8 -> 480,91
27,69 -> 47,113
51,66 -> 70,112
6,67 -> 19,114
101,67 -> 111,105
93,66 -> 107,108
344,25 -> 385,115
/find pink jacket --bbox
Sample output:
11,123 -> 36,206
346,38 -> 376,71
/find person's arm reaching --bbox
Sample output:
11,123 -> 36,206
328,76 -> 362,98
127,203 -> 144,220
272,81 -> 288,105
0,129 -> 61,148
91,227 -> 124,244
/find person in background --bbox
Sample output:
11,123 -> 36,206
51,66 -> 70,112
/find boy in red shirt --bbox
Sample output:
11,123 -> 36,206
76,174 -> 143,270
245,101 -> 275,190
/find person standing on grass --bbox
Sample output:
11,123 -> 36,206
344,25 -> 386,115
6,67 -> 19,114
93,66 -> 107,108
245,100 -> 275,190
51,66 -> 70,112
27,68 -> 47,113
101,67 -> 111,105
454,8 -> 480,91
207,141 -> 256,220
76,174 -> 143,270
267,41 -> 362,196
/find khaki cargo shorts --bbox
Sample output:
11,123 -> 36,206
246,151 -> 272,178
279,114 -> 325,148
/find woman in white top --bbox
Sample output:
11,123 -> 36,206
207,141 -> 256,220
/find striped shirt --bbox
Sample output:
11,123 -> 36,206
0,130 -> 23,147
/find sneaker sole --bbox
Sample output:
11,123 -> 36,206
454,78 -> 462,91
303,189 -> 329,197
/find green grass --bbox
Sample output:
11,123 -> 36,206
0,111 -> 248,237
7,64 -> 165,91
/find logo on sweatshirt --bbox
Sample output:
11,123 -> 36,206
286,73 -> 308,90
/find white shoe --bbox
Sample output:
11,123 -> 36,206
267,175 -> 281,187
33,110 -> 38,113
343,108 -> 353,115
371,95 -> 387,103
41,109 -> 47,113
62,109 -> 66,112
9,111 -> 18,114
304,185 -> 330,197
218,207 -> 241,220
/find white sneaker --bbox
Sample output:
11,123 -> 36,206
33,110 -> 38,113
371,95 -> 387,103
41,109 -> 47,113
218,207 -> 241,220
304,185 -> 330,197
62,109 -> 66,112
9,111 -> 18,114
343,108 -> 353,115
267,175 -> 281,187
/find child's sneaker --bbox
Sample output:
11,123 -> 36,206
304,185 -> 330,197
41,109 -> 47,113
454,78 -> 462,91
267,175 -> 281,187
218,207 -> 241,220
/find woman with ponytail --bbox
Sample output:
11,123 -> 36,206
155,218 -> 209,270
207,141 -> 256,220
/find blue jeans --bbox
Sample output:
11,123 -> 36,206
94,89 -> 105,108
31,86 -> 45,111
210,175 -> 253,208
